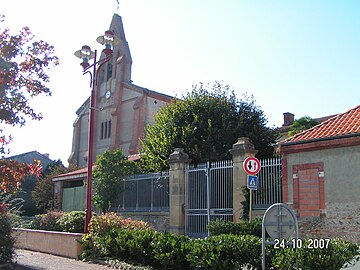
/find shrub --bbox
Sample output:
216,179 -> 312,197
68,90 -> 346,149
272,238 -> 360,270
56,211 -> 85,233
186,234 -> 261,269
28,211 -> 64,231
151,232 -> 190,269
81,212 -> 152,260
88,212 -> 150,238
106,228 -> 156,265
0,212 -> 14,264
208,218 -> 262,237
81,215 -> 360,270
26,211 -> 86,233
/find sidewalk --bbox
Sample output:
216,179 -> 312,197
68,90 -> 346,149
13,249 -> 110,270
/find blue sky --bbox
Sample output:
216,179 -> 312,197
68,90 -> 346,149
2,0 -> 360,165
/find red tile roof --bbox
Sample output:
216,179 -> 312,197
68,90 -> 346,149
281,105 -> 360,144
52,167 -> 89,181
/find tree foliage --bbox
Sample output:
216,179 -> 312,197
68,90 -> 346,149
32,160 -> 75,213
93,149 -> 139,212
0,15 -> 59,154
140,81 -> 279,171
0,15 -> 58,208
0,159 -> 42,194
288,116 -> 318,137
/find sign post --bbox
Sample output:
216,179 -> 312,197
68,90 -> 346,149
262,203 -> 299,270
243,157 -> 261,222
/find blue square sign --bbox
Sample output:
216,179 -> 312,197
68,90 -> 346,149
247,175 -> 258,190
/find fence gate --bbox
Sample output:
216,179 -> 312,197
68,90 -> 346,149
253,157 -> 282,209
185,160 -> 233,238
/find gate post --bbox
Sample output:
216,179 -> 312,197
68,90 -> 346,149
168,148 -> 190,235
230,137 -> 258,222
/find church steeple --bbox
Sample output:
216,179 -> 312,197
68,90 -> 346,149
109,14 -> 132,83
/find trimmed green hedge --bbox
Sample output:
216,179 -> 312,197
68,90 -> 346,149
81,214 -> 360,270
82,227 -> 263,269
208,218 -> 262,237
272,238 -> 360,270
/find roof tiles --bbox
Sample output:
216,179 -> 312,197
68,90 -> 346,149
282,105 -> 360,144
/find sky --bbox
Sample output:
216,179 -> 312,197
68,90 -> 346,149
1,0 -> 360,165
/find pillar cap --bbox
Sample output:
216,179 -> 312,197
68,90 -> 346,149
230,137 -> 258,156
168,148 -> 191,164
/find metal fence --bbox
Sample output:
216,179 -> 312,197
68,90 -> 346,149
115,172 -> 169,212
185,160 -> 233,238
252,157 -> 282,209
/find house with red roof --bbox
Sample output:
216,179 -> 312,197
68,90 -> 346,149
279,105 -> 360,242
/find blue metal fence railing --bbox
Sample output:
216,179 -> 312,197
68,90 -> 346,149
116,172 -> 169,212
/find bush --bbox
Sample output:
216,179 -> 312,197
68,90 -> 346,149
28,211 -> 64,231
186,234 -> 262,269
27,211 -> 85,233
105,228 -> 156,265
89,212 -> 150,235
0,213 -> 14,264
82,222 -> 360,270
208,218 -> 262,237
81,212 -> 152,260
272,238 -> 360,270
56,211 -> 85,233
151,232 -> 190,269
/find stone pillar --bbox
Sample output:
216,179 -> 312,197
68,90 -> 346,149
230,137 -> 258,222
167,148 -> 190,235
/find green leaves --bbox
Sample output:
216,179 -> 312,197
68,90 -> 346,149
288,116 -> 318,137
0,16 -> 59,154
272,238 -> 360,270
140,81 -> 279,172
92,149 -> 139,212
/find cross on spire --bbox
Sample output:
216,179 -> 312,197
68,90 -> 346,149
116,0 -> 120,14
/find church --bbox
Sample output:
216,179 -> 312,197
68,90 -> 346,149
68,14 -> 173,167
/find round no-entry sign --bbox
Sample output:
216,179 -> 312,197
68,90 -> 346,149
243,157 -> 261,175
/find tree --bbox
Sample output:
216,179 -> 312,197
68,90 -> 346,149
32,160 -> 74,213
140,81 -> 279,171
0,15 -> 58,201
288,116 -> 318,137
0,15 -> 59,154
93,149 -> 139,212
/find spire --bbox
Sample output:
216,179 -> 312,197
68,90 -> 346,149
108,13 -> 132,82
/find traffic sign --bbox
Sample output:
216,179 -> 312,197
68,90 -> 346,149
243,157 -> 261,175
247,175 -> 258,190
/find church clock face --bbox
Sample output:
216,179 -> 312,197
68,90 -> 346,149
105,90 -> 111,99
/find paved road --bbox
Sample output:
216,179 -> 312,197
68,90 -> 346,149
13,249 -> 111,270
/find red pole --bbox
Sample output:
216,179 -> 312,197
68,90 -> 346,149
84,50 -> 97,234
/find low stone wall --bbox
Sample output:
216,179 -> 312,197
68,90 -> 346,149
119,211 -> 169,232
12,228 -> 83,259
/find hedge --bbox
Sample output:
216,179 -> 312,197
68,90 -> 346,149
81,214 -> 360,270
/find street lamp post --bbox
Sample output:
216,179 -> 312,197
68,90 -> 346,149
74,30 -> 115,233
